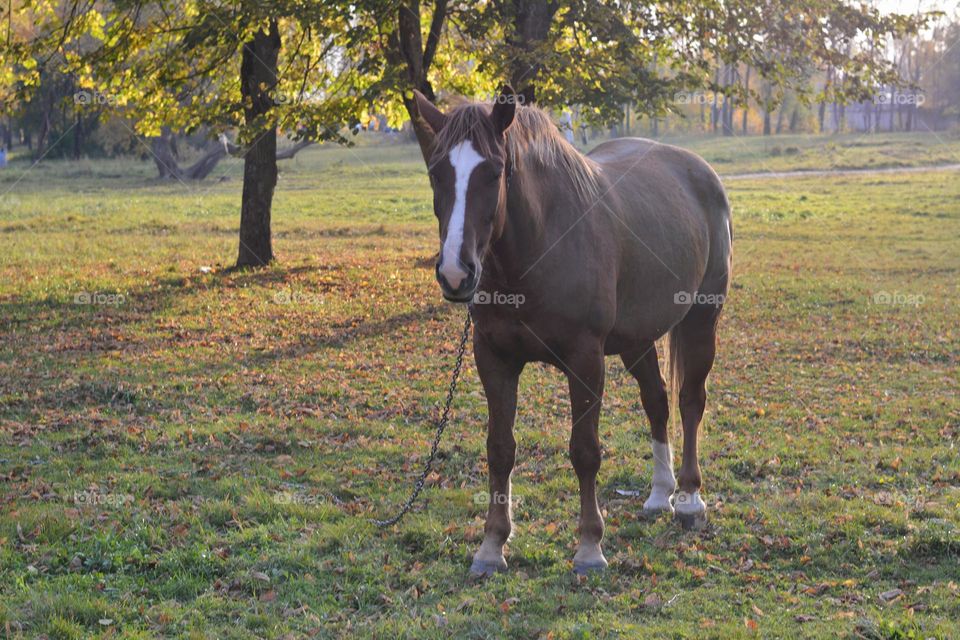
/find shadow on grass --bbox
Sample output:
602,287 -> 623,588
0,263 -> 449,421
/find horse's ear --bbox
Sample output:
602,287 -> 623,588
413,90 -> 447,135
491,84 -> 517,136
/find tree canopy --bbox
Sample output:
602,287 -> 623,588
0,0 -> 935,267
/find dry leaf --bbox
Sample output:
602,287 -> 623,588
643,593 -> 663,609
879,588 -> 903,603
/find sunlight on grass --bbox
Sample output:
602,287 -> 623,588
0,137 -> 958,638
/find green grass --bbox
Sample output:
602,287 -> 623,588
1,133 -> 958,638
595,129 -> 960,174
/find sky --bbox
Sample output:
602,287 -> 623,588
873,0 -> 957,17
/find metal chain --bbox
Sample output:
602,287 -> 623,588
371,306 -> 472,527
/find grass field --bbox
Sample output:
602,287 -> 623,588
1,132 -> 958,639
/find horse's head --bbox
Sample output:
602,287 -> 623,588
412,87 -> 518,302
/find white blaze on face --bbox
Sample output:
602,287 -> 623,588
643,440 -> 677,513
439,140 -> 484,289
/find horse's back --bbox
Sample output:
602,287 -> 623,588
586,137 -> 733,341
588,137 -> 730,229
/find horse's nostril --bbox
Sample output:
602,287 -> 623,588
437,258 -> 477,296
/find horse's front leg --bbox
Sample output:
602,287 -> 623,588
470,332 -> 523,577
564,344 -> 607,574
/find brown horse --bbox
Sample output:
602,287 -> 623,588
411,86 -> 732,575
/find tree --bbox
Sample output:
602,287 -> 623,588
3,1 -> 382,268
420,0 -> 930,131
2,0 -> 936,273
390,0 -> 450,152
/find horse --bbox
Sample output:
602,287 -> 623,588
410,86 -> 732,576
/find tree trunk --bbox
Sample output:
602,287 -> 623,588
724,65 -> 736,136
505,0 -> 559,104
152,130 -> 311,182
720,65 -> 731,136
72,111 -> 83,159
711,68 -> 721,134
818,67 -> 833,133
236,21 -> 281,269
874,93 -> 882,133
35,91 -> 52,159
741,66 -> 751,135
761,81 -> 772,136
395,0 -> 447,152
152,128 -> 179,179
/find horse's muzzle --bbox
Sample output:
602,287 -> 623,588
436,262 -> 479,303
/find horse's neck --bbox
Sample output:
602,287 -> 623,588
488,164 -> 568,287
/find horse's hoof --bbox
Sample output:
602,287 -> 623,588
572,557 -> 608,575
469,557 -> 507,577
641,505 -> 674,520
674,510 -> 708,531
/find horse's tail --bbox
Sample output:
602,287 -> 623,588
666,323 -> 684,424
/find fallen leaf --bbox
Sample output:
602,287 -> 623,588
879,588 -> 903,603
643,593 -> 663,609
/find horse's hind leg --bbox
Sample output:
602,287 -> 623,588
470,332 -> 523,577
671,304 -> 722,530
621,343 -> 676,515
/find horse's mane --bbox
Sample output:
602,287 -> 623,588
430,101 -> 601,203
